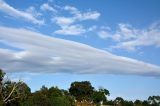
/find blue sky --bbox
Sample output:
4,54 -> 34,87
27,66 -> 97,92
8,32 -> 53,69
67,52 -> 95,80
0,0 -> 160,100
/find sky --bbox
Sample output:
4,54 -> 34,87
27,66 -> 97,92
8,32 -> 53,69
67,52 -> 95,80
0,0 -> 160,101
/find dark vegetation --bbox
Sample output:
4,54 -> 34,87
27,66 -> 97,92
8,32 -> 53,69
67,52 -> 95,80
0,69 -> 160,106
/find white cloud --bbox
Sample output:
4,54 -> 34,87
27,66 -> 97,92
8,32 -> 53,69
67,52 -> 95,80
64,5 -> 100,21
54,24 -> 86,35
40,3 -> 57,12
64,5 -> 79,15
53,17 -> 75,26
97,26 -> 113,39
80,11 -> 100,20
113,23 -> 160,51
88,25 -> 97,31
0,26 -> 160,77
97,22 -> 160,51
53,5 -> 100,36
116,24 -> 137,41
98,24 -> 138,41
26,6 -> 42,17
97,30 -> 111,39
0,0 -> 44,25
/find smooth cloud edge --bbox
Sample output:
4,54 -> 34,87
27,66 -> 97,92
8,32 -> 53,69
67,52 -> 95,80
0,26 -> 160,77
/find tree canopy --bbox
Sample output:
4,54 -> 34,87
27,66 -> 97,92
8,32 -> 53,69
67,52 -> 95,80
0,69 -> 159,106
69,81 -> 94,102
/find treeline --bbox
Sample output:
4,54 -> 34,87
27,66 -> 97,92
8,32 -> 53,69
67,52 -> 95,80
0,69 -> 160,106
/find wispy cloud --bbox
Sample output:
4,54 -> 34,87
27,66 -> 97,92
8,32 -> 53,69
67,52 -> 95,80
64,5 -> 100,21
97,22 -> 160,51
88,25 -> 97,32
0,0 -> 44,25
40,3 -> 57,12
53,5 -> 100,36
54,24 -> 86,35
97,30 -> 111,39
0,26 -> 160,77
53,17 -> 75,26
26,6 -> 42,17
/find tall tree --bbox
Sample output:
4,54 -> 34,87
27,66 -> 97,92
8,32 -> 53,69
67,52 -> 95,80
0,69 -> 5,105
134,99 -> 142,106
24,91 -> 51,106
124,100 -> 134,106
114,97 -> 124,106
148,96 -> 160,106
0,69 -> 5,83
0,69 -> 31,105
91,88 -> 110,105
69,81 -> 94,102
40,85 -> 49,97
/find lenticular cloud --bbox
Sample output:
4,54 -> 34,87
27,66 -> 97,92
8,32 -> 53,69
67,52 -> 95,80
0,26 -> 160,77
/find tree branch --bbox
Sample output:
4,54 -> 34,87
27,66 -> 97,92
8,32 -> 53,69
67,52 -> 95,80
3,81 -> 22,103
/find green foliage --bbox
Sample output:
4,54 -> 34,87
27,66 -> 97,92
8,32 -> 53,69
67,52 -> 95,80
48,86 -> 63,97
114,97 -> 124,106
50,96 -> 72,106
123,100 -> 133,106
22,92 -> 51,106
91,88 -> 110,105
1,69 -> 160,106
0,69 -> 31,106
40,85 -> 48,96
48,86 -> 74,106
134,99 -> 143,106
142,100 -> 149,106
92,91 -> 105,103
0,69 -> 5,83
104,100 -> 114,105
69,81 -> 94,102
21,86 -> 75,106
148,96 -> 160,106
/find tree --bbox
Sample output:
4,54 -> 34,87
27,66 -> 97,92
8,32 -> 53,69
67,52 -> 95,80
0,69 -> 5,83
98,88 -> 110,97
148,96 -> 160,106
0,69 -> 5,105
61,89 -> 75,106
69,81 -> 94,102
48,86 -> 63,97
91,88 -> 110,105
134,99 -> 143,106
40,85 -> 48,97
50,96 -> 72,106
104,100 -> 114,105
38,86 -> 74,106
22,86 -> 73,106
124,100 -> 134,106
142,100 -> 149,106
0,69 -> 31,105
23,91 -> 51,106
114,97 -> 124,106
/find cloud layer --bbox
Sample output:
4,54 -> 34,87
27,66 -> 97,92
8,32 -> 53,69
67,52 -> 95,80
0,26 -> 160,77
